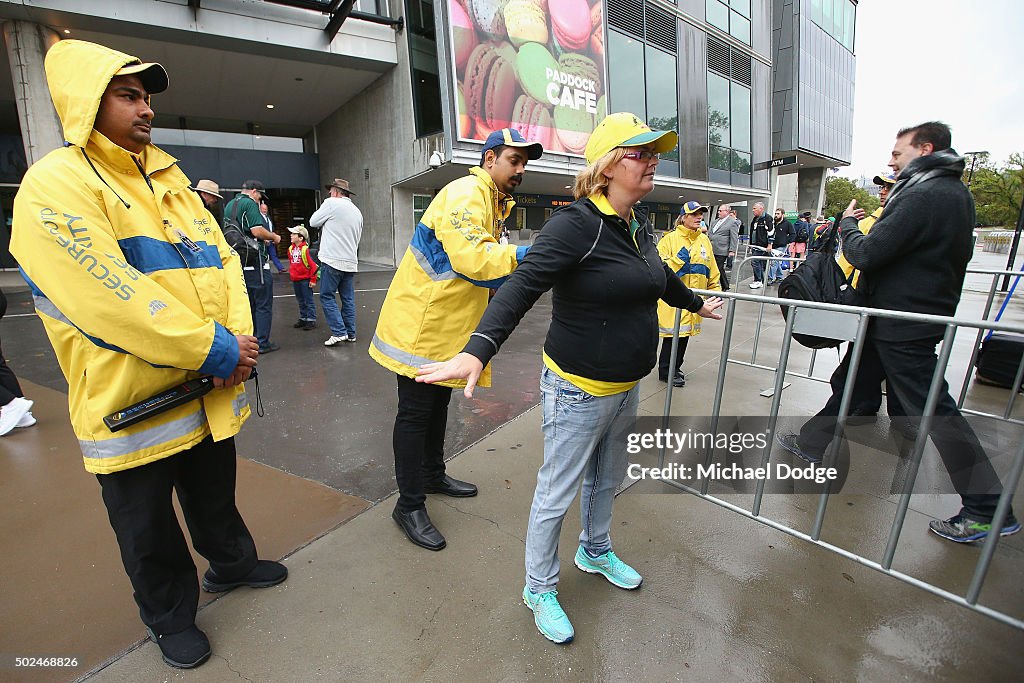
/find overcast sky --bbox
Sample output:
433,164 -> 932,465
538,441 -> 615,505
838,0 -> 1023,182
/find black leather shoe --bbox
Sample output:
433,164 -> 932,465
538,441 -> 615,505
147,625 -> 211,669
202,560 -> 288,593
424,475 -> 478,497
392,507 -> 446,550
258,342 -> 280,354
671,372 -> 685,388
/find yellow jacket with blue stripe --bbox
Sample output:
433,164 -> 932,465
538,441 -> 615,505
369,167 -> 526,388
657,226 -> 721,338
839,206 -> 882,288
10,40 -> 251,474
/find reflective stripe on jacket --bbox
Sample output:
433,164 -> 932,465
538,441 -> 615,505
11,40 -> 251,473
369,167 -> 526,388
657,227 -> 721,337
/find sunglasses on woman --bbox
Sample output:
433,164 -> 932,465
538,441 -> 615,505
622,150 -> 660,162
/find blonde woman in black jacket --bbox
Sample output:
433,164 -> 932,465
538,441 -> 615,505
418,113 -> 723,644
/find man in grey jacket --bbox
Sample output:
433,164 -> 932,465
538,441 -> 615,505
707,204 -> 739,291
310,178 -> 364,345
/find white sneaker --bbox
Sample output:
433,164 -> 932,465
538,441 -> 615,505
324,335 -> 348,346
17,411 -> 36,428
0,397 -> 33,436
749,281 -> 763,289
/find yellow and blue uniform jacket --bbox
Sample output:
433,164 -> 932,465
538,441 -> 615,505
657,225 -> 721,338
10,40 -> 252,474
839,206 -> 883,288
369,167 -> 527,388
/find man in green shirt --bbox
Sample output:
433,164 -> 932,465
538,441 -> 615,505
223,180 -> 281,353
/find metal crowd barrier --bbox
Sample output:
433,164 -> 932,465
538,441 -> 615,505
657,282 -> 1024,631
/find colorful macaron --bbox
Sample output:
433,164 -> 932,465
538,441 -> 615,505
503,0 -> 547,47
550,0 -> 591,52
450,0 -> 479,77
463,43 -> 520,137
553,105 -> 593,155
468,0 -> 508,39
511,94 -> 554,151
558,53 -> 602,97
516,42 -> 559,103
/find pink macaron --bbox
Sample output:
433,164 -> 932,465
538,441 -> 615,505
550,0 -> 591,51
450,0 -> 479,77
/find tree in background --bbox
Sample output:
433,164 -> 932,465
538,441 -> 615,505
823,176 -> 880,219
967,152 -> 1023,227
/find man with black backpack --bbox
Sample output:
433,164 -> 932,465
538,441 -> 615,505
223,180 -> 281,354
777,121 -> 1018,544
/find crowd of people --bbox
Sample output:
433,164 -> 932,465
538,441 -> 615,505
5,38 -> 1018,669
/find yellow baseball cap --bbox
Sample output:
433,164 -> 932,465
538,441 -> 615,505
584,112 -> 678,165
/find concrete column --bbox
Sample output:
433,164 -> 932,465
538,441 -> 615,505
3,21 -> 62,166
797,167 -> 827,216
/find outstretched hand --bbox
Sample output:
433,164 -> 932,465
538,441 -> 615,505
698,297 -> 725,320
842,199 -> 866,221
417,352 -> 485,398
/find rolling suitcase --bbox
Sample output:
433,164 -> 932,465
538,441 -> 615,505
976,333 -> 1024,391
974,268 -> 1024,391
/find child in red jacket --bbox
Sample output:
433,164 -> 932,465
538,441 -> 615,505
288,225 -> 319,330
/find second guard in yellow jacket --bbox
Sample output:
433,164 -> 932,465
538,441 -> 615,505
371,128 -> 543,551
656,201 -> 722,387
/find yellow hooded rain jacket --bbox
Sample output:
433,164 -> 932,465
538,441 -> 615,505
10,40 -> 252,474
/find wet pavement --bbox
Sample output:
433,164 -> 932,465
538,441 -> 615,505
1,250 -> 1022,681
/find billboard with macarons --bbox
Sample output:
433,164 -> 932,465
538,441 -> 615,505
449,0 -> 607,157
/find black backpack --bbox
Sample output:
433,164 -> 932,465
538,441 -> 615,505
221,197 -> 262,267
777,220 -> 863,349
794,221 -> 809,243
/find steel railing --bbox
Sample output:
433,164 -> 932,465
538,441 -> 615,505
656,282 -> 1024,631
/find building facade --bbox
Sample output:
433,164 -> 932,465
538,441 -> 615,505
771,0 -> 856,215
0,0 -> 831,268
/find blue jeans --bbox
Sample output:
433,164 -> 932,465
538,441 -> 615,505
244,267 -> 273,346
292,280 -> 316,322
525,367 -> 639,594
319,263 -> 356,338
751,257 -> 765,283
767,248 -> 786,282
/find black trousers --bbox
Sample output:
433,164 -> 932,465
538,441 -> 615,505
97,436 -> 257,635
798,338 -> 1011,521
714,254 -> 730,291
393,374 -> 452,512
658,336 -> 689,380
0,341 -> 24,405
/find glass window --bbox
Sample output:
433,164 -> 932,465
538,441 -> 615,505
413,194 -> 431,226
844,1 -> 856,50
645,46 -> 678,162
406,0 -> 442,137
810,0 -> 822,26
822,0 -> 833,35
708,73 -> 730,147
608,31 -> 646,119
709,145 -> 730,171
731,12 -> 750,44
706,0 -> 729,33
730,82 -> 750,152
832,0 -> 844,43
730,0 -> 750,16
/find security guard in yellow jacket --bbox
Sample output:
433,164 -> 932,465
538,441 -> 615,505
656,201 -> 722,387
840,170 -> 896,288
11,40 -> 285,669
370,128 -> 542,550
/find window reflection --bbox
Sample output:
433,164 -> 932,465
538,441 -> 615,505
608,31 -> 646,120
646,45 -> 678,162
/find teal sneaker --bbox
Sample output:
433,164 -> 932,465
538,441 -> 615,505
574,546 -> 643,589
522,587 -> 574,644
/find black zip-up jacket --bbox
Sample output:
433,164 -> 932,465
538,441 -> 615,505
840,149 -> 972,342
463,197 -> 704,383
750,213 -> 773,248
773,218 -> 794,249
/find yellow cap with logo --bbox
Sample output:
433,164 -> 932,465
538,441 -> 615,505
584,112 -> 679,165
